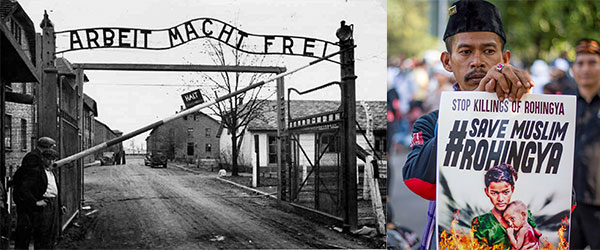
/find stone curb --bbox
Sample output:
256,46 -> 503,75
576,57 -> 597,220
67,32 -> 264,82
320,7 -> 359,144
169,162 -> 276,199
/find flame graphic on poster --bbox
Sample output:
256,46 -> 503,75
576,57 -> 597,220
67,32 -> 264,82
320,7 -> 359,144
439,210 -> 569,250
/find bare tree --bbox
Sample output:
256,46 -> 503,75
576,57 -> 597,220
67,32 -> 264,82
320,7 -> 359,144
186,40 -> 276,176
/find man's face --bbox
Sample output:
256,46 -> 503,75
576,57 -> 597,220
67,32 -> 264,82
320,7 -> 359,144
441,32 -> 509,91
572,53 -> 600,88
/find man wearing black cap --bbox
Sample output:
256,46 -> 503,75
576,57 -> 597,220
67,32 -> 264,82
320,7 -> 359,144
401,0 -> 533,249
570,38 -> 600,250
12,137 -> 59,249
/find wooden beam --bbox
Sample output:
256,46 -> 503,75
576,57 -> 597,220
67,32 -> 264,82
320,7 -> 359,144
5,92 -> 34,104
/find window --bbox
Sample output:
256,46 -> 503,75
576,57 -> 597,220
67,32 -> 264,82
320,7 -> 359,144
194,114 -> 198,121
183,115 -> 187,120
205,143 -> 212,152
187,143 -> 194,155
268,135 -> 277,164
205,128 -> 211,137
187,128 -> 193,136
319,133 -> 338,153
21,83 -> 26,94
20,119 -> 27,150
10,18 -> 22,45
5,115 -> 12,150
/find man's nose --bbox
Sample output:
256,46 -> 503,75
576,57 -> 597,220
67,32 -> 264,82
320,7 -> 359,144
470,51 -> 486,69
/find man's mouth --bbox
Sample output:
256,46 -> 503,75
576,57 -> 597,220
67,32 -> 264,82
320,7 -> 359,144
468,74 -> 486,83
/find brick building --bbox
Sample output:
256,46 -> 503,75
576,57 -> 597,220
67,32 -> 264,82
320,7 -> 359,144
93,119 -> 123,162
146,110 -> 221,164
1,0 -> 38,179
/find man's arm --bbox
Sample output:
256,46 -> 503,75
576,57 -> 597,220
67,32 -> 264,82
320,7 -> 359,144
402,111 -> 438,200
14,154 -> 43,208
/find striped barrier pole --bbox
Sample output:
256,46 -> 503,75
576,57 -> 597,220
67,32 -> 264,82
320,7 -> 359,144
53,46 -> 352,168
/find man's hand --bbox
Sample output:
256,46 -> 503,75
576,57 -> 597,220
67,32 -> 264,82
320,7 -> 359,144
477,63 -> 533,101
35,200 -> 47,207
506,227 -> 514,235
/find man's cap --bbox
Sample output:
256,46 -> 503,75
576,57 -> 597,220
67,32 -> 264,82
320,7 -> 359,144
37,137 -> 56,149
552,58 -> 570,73
41,149 -> 59,160
576,39 -> 600,56
443,0 -> 506,43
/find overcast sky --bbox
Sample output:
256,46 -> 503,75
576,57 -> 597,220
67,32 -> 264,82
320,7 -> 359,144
20,0 -> 386,150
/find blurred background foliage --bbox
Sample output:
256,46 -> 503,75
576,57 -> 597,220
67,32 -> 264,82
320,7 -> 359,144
388,0 -> 600,65
388,0 -> 437,59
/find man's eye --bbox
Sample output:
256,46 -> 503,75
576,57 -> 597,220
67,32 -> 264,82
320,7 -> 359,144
484,49 -> 495,54
459,50 -> 471,55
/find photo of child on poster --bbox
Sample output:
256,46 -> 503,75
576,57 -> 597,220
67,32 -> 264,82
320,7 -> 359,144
436,92 -> 575,249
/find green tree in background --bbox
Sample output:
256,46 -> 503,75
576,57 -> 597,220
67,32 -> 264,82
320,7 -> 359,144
388,0 -> 438,60
495,0 -> 600,64
388,0 -> 600,65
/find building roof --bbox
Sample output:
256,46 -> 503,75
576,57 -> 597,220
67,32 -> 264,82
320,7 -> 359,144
0,0 -> 38,83
56,57 -> 90,81
83,94 -> 98,116
0,0 -> 36,67
247,100 -> 386,131
94,119 -> 120,138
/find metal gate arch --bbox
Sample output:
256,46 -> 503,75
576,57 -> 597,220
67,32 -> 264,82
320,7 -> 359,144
39,11 -> 359,231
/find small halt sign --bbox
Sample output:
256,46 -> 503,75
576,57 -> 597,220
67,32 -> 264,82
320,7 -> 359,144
181,89 -> 204,109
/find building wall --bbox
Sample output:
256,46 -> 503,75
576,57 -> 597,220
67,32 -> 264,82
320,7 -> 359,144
3,9 -> 36,178
82,111 -> 95,164
147,112 -> 220,162
5,82 -> 34,177
5,16 -> 32,60
93,120 -> 122,160
228,130 -> 386,175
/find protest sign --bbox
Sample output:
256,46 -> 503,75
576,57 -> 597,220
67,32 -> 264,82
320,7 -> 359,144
437,92 -> 575,249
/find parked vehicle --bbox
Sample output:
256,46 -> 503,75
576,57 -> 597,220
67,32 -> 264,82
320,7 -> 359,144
146,152 -> 167,168
144,154 -> 152,166
100,151 -> 115,166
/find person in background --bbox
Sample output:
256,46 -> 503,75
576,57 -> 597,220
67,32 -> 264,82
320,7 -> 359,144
529,59 -> 551,94
12,137 -> 60,250
423,62 -> 455,113
569,38 -> 600,250
546,57 -> 577,94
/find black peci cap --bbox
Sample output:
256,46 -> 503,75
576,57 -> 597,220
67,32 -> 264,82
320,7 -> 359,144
443,0 -> 506,43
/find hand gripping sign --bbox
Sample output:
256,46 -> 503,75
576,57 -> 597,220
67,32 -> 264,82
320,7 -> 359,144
436,92 -> 575,249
